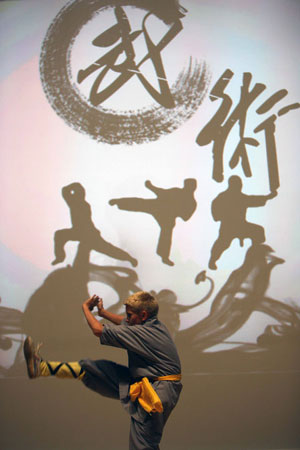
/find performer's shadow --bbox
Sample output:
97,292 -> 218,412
0,241 -> 142,376
22,246 -> 141,362
18,182 -> 142,362
2,239 -> 300,377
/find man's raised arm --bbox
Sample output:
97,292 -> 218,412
82,296 -> 125,338
82,295 -> 104,337
97,298 -> 124,325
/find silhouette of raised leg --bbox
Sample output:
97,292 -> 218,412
157,225 -> 174,266
51,228 -> 74,265
208,233 -> 232,270
93,237 -> 138,267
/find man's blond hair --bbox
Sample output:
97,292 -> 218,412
124,291 -> 159,318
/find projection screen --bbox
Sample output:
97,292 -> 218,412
0,0 -> 299,449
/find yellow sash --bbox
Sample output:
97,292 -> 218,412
129,374 -> 182,414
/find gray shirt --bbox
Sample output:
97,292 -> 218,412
100,316 -> 181,379
81,315 -> 182,430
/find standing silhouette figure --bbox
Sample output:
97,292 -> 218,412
208,176 -> 277,270
109,179 -> 197,266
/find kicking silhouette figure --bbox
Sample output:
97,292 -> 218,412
109,179 -> 197,266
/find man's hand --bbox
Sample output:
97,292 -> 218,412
82,295 -> 103,337
83,295 -> 124,325
96,298 -> 104,317
83,295 -> 100,311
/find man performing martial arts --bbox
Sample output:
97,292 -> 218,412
23,291 -> 182,450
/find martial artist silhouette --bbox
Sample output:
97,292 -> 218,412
208,176 -> 277,270
52,182 -> 137,267
109,179 -> 197,266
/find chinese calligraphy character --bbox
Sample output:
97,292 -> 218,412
196,69 -> 300,190
77,6 -> 184,108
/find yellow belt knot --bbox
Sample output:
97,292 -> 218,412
129,374 -> 182,414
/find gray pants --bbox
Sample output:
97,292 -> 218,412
80,359 -> 182,450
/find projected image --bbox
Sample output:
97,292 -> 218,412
1,2 -> 300,448
0,3 -> 300,446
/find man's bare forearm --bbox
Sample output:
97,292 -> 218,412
96,297 -> 124,325
82,296 -> 103,337
99,309 -> 124,325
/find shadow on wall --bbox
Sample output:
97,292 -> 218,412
0,182 -> 142,373
0,180 -> 300,449
0,261 -> 142,376
1,242 -> 299,376
1,241 -> 299,449
1,181 -> 300,376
